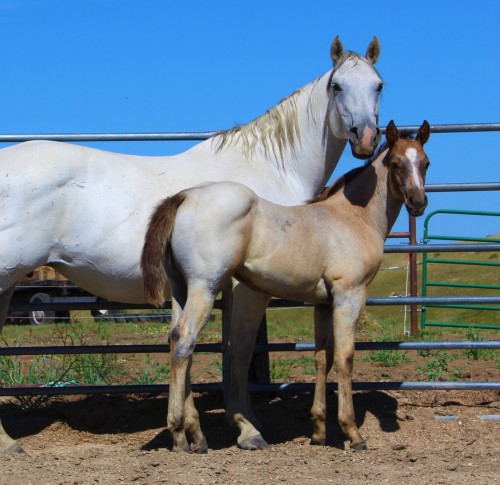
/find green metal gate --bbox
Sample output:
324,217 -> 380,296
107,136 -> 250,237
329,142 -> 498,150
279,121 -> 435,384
421,209 -> 500,330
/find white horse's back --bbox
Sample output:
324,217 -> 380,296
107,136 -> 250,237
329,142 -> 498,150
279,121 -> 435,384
0,133 -> 319,301
1,141 -> 165,300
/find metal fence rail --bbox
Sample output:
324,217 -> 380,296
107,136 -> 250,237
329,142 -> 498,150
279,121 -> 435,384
1,340 -> 499,357
1,340 -> 498,396
0,122 -> 498,143
3,380 -> 497,398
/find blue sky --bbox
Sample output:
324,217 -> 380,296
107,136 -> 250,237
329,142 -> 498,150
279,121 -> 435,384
0,0 -> 498,240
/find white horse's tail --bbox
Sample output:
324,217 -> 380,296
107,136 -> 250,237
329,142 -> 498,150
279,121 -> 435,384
141,192 -> 186,307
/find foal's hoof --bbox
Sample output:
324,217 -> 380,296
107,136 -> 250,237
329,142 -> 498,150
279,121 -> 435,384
237,434 -> 271,450
172,443 -> 191,453
351,441 -> 368,451
310,436 -> 326,446
190,442 -> 208,454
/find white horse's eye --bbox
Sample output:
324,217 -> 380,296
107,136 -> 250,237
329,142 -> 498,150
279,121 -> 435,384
376,83 -> 384,93
331,82 -> 342,92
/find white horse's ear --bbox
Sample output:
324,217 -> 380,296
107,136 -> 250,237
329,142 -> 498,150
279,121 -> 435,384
416,120 -> 431,145
366,36 -> 380,64
386,120 -> 399,146
330,35 -> 344,65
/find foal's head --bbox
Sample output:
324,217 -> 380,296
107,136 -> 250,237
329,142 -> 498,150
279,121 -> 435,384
386,120 -> 431,216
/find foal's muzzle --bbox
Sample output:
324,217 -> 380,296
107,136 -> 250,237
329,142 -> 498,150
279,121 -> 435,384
405,194 -> 428,217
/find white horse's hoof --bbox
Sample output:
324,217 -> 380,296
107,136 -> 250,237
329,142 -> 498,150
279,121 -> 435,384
3,442 -> 24,454
237,434 -> 271,450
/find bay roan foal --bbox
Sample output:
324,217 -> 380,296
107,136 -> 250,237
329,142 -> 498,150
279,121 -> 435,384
141,120 -> 431,452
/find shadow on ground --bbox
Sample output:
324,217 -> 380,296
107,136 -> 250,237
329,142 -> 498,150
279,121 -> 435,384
2,390 -> 400,451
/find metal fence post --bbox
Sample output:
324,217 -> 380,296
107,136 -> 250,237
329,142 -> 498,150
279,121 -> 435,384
409,215 -> 419,336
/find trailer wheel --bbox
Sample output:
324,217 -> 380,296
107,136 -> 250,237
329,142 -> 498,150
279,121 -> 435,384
112,313 -> 127,323
29,292 -> 55,325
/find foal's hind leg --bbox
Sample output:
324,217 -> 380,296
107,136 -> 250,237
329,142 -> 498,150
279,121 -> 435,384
166,282 -> 190,451
167,273 -> 208,453
167,284 -> 214,453
183,357 -> 208,453
310,304 -> 334,446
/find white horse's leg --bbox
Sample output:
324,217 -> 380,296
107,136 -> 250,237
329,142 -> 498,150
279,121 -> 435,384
0,285 -> 16,334
310,303 -> 334,446
167,285 -> 214,453
0,285 -> 23,453
226,283 -> 271,450
333,288 -> 367,451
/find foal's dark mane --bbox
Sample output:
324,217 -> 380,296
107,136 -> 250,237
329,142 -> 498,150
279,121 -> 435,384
307,140 -> 389,204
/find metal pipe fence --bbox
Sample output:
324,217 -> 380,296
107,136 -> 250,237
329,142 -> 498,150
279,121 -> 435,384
2,123 -> 500,399
0,122 -> 498,143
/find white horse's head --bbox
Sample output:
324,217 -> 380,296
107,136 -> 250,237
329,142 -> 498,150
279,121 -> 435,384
328,36 -> 383,160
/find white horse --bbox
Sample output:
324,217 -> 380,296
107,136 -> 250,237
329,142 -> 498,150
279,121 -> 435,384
141,120 -> 431,453
0,36 -> 382,453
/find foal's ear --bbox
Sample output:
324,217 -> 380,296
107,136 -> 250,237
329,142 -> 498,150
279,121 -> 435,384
366,36 -> 380,64
386,120 -> 399,147
330,35 -> 344,65
416,120 -> 431,145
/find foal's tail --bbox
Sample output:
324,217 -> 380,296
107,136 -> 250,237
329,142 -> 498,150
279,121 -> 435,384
141,192 -> 186,307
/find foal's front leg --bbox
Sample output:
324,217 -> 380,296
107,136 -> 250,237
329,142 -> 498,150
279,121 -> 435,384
311,303 -> 334,445
333,288 -> 367,451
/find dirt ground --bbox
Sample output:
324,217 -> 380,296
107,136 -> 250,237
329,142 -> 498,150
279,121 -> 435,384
0,386 -> 498,485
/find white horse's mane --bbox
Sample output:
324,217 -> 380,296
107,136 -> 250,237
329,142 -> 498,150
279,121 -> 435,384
212,78 -> 325,164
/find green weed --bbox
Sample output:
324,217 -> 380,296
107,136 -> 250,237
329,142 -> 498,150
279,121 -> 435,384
416,351 -> 458,381
363,350 -> 411,367
205,357 -> 223,380
293,355 -> 316,376
128,355 -> 170,385
462,328 -> 497,361
269,358 -> 295,381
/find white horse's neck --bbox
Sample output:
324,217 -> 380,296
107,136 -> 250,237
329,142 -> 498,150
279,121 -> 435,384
286,71 -> 348,200
207,70 -> 346,202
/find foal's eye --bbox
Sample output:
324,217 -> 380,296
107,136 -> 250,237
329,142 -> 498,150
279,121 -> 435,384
391,162 -> 400,172
331,82 -> 342,92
